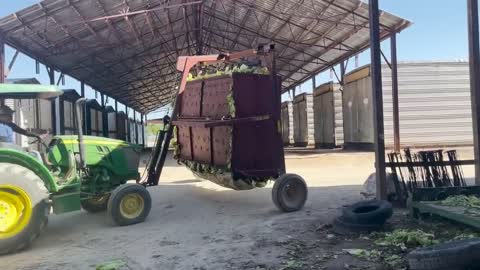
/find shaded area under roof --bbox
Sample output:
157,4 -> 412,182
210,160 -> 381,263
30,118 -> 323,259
0,0 -> 410,113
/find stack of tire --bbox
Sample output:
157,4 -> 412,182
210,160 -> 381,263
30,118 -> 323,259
334,200 -> 393,233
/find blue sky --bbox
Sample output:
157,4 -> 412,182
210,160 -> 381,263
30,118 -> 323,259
0,0 -> 471,116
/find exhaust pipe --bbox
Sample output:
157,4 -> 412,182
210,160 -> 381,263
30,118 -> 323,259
75,98 -> 87,169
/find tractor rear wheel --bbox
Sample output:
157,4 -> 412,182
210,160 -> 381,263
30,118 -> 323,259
0,163 -> 49,255
81,195 -> 110,213
107,184 -> 151,226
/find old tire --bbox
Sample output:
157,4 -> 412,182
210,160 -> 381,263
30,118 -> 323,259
408,239 -> 480,270
272,174 -> 308,212
107,184 -> 151,226
342,200 -> 393,225
81,195 -> 110,213
0,163 -> 49,255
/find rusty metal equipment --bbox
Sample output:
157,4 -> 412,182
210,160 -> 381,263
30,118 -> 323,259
144,46 -> 308,212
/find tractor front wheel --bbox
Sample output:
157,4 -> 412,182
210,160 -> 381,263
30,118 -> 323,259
81,195 -> 110,213
107,184 -> 151,226
0,163 -> 49,255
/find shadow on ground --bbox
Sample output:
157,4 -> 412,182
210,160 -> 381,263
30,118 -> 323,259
3,182 -> 363,270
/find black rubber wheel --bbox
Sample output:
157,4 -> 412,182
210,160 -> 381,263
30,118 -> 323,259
342,200 -> 393,225
107,184 -> 151,226
272,174 -> 308,212
0,163 -> 49,255
81,194 -> 110,213
408,239 -> 480,270
333,216 -> 384,234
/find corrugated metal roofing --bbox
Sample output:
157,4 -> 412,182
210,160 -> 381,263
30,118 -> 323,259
0,0 -> 410,113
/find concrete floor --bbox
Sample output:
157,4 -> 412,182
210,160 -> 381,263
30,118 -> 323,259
2,148 -> 475,270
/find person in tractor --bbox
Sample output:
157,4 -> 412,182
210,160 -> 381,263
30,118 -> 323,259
0,105 -> 15,143
0,104 -> 46,143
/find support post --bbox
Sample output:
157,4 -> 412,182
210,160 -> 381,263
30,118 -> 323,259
0,38 -> 4,83
80,82 -> 87,134
48,67 -> 59,135
468,0 -> 480,184
312,75 -> 316,89
134,111 -> 138,144
126,106 -> 130,142
80,82 -> 85,97
369,0 -> 387,200
391,33 -> 401,152
340,62 -> 346,86
141,113 -> 145,147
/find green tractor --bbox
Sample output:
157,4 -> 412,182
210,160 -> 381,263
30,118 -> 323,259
0,84 -> 151,255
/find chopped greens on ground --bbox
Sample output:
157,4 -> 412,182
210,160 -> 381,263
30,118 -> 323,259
95,259 -> 126,270
374,229 -> 438,249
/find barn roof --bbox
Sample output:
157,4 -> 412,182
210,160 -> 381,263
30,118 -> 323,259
0,0 -> 410,113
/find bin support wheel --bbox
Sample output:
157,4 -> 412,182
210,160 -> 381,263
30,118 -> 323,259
272,174 -> 308,212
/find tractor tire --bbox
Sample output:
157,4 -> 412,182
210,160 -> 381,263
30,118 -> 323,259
81,195 -> 110,213
407,239 -> 480,270
272,174 -> 308,212
107,184 -> 151,226
341,200 -> 393,225
0,163 -> 49,255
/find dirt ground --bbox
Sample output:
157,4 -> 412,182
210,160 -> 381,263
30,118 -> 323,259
2,148 -> 476,270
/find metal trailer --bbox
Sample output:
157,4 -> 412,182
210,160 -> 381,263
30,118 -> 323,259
313,82 -> 344,149
85,99 -> 103,137
144,48 -> 308,212
59,89 -> 81,135
293,93 -> 315,147
281,101 -> 294,146
342,65 -> 375,150
115,111 -> 127,141
136,121 -> 144,145
105,106 -> 117,139
344,62 -> 472,150
128,118 -> 137,144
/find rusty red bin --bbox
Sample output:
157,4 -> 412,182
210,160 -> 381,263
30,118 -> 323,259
173,72 -> 308,212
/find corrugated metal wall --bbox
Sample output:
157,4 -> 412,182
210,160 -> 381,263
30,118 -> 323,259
382,62 -> 472,147
293,93 -> 315,147
313,82 -> 344,148
344,62 -> 473,148
281,101 -> 294,145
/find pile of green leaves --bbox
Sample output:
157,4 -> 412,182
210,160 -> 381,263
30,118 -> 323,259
374,229 -> 438,249
440,195 -> 480,208
187,64 -> 269,82
439,195 -> 480,216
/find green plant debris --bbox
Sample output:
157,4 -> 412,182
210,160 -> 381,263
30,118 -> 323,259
344,248 -> 407,268
186,65 -> 270,82
374,229 -> 438,249
343,249 -> 382,261
280,260 -> 303,269
226,92 -> 236,118
384,254 -> 403,268
440,195 -> 480,208
437,195 -> 480,216
95,259 -> 126,270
